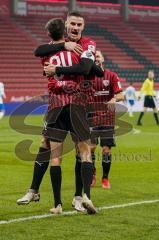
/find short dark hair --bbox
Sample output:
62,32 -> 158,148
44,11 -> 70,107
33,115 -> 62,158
45,18 -> 65,41
67,11 -> 84,19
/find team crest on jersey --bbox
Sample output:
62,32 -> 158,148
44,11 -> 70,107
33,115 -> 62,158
103,80 -> 109,87
88,45 -> 95,53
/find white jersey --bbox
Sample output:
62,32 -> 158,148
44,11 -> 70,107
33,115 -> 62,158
125,86 -> 136,101
0,82 -> 5,104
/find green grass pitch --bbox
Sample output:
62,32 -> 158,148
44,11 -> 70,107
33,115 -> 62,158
0,113 -> 159,240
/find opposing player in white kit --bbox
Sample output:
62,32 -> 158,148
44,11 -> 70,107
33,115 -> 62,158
125,82 -> 136,117
0,82 -> 6,120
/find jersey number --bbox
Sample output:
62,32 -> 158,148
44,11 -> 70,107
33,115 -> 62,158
49,52 -> 73,67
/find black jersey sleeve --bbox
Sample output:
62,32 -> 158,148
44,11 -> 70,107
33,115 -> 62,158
34,43 -> 65,57
91,64 -> 104,77
55,58 -> 94,76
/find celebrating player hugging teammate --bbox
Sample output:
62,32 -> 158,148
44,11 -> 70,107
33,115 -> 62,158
17,12 -> 104,215
17,11 -> 125,215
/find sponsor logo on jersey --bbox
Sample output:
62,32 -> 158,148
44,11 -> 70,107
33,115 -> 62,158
94,90 -> 109,96
88,45 -> 95,53
81,50 -> 95,61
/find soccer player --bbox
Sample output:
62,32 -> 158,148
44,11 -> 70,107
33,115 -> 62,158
125,82 -> 136,117
90,51 -> 124,189
0,82 -> 6,120
137,70 -> 159,125
17,14 -> 101,214
72,50 -> 124,211
73,50 -> 124,193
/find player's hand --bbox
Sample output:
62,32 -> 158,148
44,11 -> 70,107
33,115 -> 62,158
64,42 -> 83,55
44,64 -> 56,77
106,98 -> 116,111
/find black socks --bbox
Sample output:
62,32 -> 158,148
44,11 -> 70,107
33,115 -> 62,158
102,153 -> 112,179
81,162 -> 93,199
50,166 -> 62,207
30,147 -> 50,192
137,112 -> 144,124
137,112 -> 159,125
75,155 -> 83,197
153,112 -> 159,124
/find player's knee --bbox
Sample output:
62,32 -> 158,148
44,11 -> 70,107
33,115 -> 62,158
77,140 -> 91,162
78,140 -> 91,151
102,146 -> 111,155
50,141 -> 63,159
50,157 -> 61,166
40,136 -> 50,149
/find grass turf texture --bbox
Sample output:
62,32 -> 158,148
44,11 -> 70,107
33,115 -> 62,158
0,113 -> 159,240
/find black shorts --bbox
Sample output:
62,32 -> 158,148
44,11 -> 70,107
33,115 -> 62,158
90,126 -> 115,147
144,96 -> 156,109
43,104 -> 90,143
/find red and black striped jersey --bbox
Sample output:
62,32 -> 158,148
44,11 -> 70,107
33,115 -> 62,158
42,37 -> 96,111
87,69 -> 122,127
92,69 -> 122,103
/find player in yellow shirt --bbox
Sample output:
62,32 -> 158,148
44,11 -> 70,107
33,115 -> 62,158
137,70 -> 159,125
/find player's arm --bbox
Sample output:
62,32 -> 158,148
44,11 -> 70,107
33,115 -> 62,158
106,91 -> 124,112
56,59 -> 94,76
44,40 -> 97,76
112,73 -> 123,100
44,52 -> 95,77
34,42 -> 83,57
55,48 -> 96,76
114,92 -> 124,102
107,92 -> 124,108
34,43 -> 65,57
138,80 -> 147,99
91,64 -> 104,77
50,41 -> 97,76
107,72 -> 124,106
44,61 -> 104,79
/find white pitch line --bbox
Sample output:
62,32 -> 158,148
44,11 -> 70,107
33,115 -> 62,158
132,129 -> 159,136
132,128 -> 141,134
97,199 -> 159,210
0,199 -> 159,225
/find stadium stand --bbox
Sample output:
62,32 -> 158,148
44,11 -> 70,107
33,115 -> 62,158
14,15 -> 159,79
85,16 -> 159,81
0,17 -> 47,101
130,21 -> 159,48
